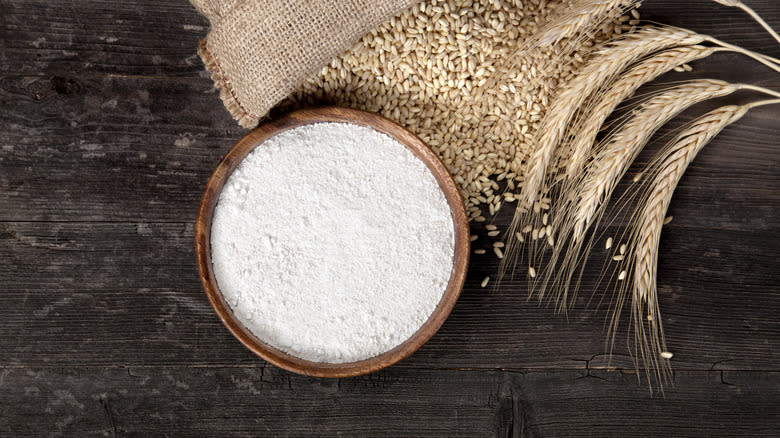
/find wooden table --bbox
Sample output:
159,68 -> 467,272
2,0 -> 778,435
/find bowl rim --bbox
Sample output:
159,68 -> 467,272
195,106 -> 470,378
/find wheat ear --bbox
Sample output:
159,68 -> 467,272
571,80 -> 745,242
535,0 -> 637,47
516,26 -> 780,207
515,26 -> 707,209
565,38 -> 780,182
713,0 -> 780,45
502,26 -> 707,288
622,97 -> 780,391
564,45 -> 719,180
518,25 -> 780,210
537,79 -> 740,306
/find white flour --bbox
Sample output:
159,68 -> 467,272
210,122 -> 455,363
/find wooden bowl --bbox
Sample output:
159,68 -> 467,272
195,107 -> 470,377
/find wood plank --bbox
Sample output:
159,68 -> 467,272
0,73 -> 777,223
1,221 -> 777,370
1,0 -> 208,77
0,367 -> 776,437
0,72 -> 241,222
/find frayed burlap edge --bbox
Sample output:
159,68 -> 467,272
197,39 -> 262,129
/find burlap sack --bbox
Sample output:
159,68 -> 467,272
191,0 -> 419,128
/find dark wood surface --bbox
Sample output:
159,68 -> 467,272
1,0 -> 778,436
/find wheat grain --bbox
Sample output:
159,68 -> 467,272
284,0 -> 625,217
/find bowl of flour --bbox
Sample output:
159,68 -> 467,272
195,107 -> 469,377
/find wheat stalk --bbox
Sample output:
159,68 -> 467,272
713,0 -> 780,45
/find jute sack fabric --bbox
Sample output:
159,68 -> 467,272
191,0 -> 419,128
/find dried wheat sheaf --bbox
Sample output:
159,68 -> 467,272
283,0 -> 780,393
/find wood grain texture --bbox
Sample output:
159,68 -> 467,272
1,0 -> 779,435
0,367 -> 776,437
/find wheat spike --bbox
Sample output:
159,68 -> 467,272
516,25 -> 780,211
516,26 -> 706,209
624,103 -> 754,391
535,79 -> 740,307
563,45 -> 719,180
568,79 -> 740,244
606,94 -> 780,392
535,0 -> 636,47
